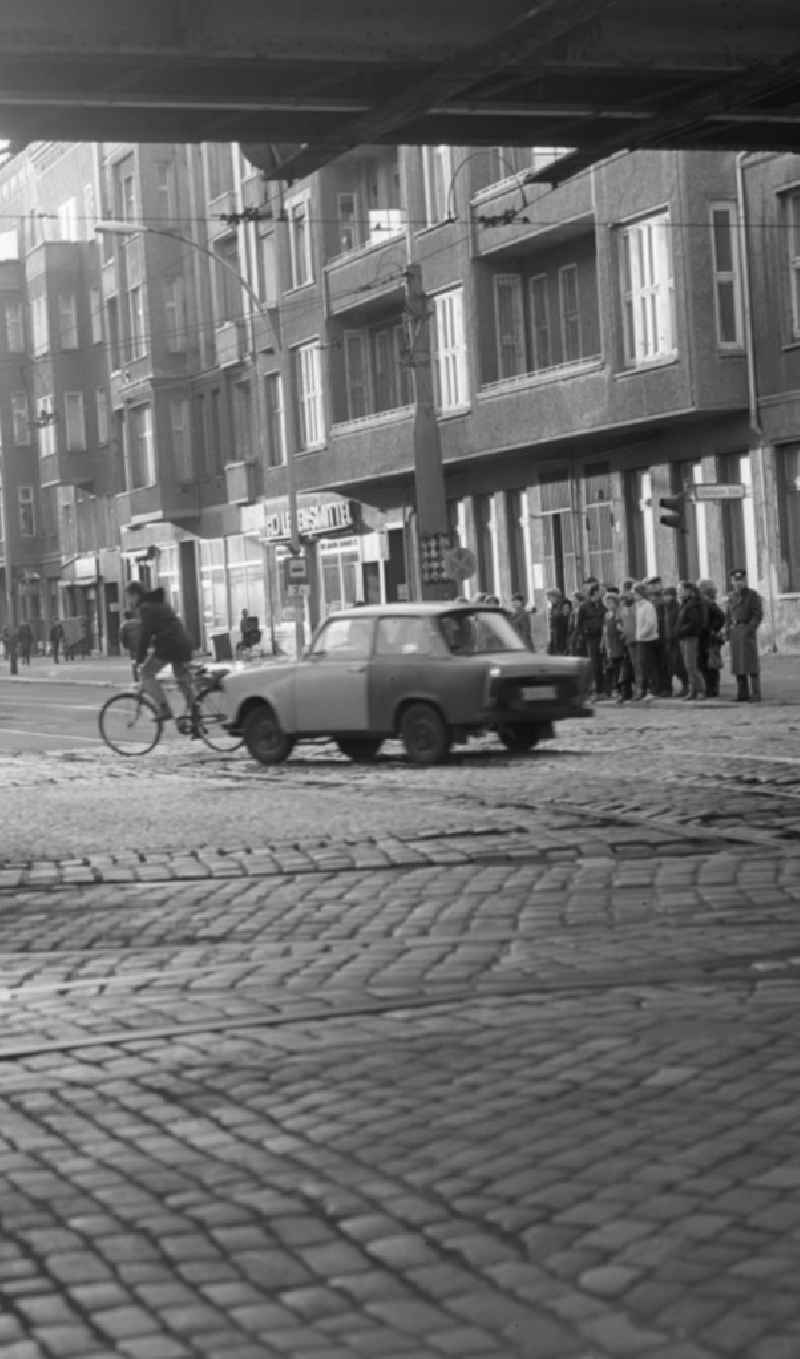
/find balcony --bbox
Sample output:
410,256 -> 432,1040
473,174 -> 594,258
323,405 -> 415,491
225,459 -> 261,505
326,228 -> 406,317
472,357 -> 608,450
116,480 -> 200,527
38,449 -> 94,489
215,319 -> 248,367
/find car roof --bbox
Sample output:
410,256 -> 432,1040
327,602 -> 503,619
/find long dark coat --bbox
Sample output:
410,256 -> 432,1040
726,587 -> 763,674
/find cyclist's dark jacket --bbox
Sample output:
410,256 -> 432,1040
135,589 -> 192,665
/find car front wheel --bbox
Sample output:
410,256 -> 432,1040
242,705 -> 294,765
498,724 -> 540,754
337,738 -> 382,762
400,702 -> 450,766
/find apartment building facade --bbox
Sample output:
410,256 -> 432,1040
1,138 -> 796,654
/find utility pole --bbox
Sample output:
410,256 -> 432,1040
403,262 -> 454,601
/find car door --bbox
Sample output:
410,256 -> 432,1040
369,615 -> 444,730
293,615 -> 374,734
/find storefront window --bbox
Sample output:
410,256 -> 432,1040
157,545 -> 181,616
319,538 -> 361,614
199,538 -> 227,651
227,534 -> 267,640
777,446 -> 800,593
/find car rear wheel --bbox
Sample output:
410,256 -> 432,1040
242,705 -> 294,765
400,702 -> 450,766
337,738 -> 382,762
498,724 -> 540,754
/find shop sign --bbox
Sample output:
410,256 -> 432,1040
264,498 -> 353,541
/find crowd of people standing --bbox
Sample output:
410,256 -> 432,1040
545,569 -> 764,703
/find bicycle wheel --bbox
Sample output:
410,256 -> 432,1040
196,685 -> 243,752
98,691 -> 162,756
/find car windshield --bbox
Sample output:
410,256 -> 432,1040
439,609 -> 527,655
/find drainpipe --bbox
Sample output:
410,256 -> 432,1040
736,151 -> 778,650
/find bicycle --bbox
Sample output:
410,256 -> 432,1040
97,661 -> 243,756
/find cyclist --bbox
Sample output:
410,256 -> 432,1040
124,582 -> 196,728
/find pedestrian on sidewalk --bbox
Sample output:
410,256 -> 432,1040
2,624 -> 18,675
546,589 -> 570,656
726,569 -> 763,701
49,619 -> 63,664
508,592 -> 534,649
617,586 -> 637,701
662,587 -> 688,696
602,592 -> 626,702
698,579 -> 725,698
567,592 -> 587,656
632,582 -> 661,702
577,583 -> 606,696
17,620 -> 33,666
676,581 -> 706,700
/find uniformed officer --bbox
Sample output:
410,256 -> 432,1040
725,569 -> 763,701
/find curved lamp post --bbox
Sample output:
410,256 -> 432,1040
95,219 -> 305,657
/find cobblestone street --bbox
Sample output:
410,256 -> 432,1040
0,694 -> 799,1357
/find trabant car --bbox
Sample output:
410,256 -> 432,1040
220,602 -> 592,766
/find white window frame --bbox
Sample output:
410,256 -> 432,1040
64,392 -> 87,452
18,485 -> 36,537
710,202 -> 743,350
37,395 -> 56,458
344,329 -> 370,420
620,210 -> 676,366
57,197 -> 79,242
295,339 -> 325,449
129,404 -> 156,488
90,287 -> 103,344
265,372 -> 286,467
337,193 -> 360,254
11,391 -> 29,445
432,286 -> 468,412
558,263 -> 582,364
58,292 -> 79,350
83,183 -> 96,239
30,293 -> 49,355
96,389 -> 110,446
286,190 -> 313,289
126,284 -> 146,360
156,161 -> 176,221
529,274 -> 552,371
493,274 -> 525,380
165,276 -> 186,354
170,396 -> 192,481
788,192 -> 800,340
5,300 -> 24,352
422,145 -> 453,227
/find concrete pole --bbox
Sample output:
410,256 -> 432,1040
404,261 -> 453,601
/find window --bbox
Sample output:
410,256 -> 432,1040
338,193 -> 359,253
777,445 -> 800,592
344,332 -> 369,420
5,301 -> 24,352
432,287 -> 468,411
530,274 -> 552,371
311,616 -> 373,660
96,389 -> 109,445
11,392 -> 29,444
530,147 -> 573,176
83,183 -> 96,239
37,396 -> 56,457
126,285 -> 146,360
164,277 -> 186,353
210,388 -> 224,474
474,493 -> 495,595
192,394 -> 207,476
375,615 -> 440,657
205,143 -> 234,201
620,212 -> 675,364
422,145 -> 452,226
170,397 -> 192,480
115,161 -> 137,222
296,340 -> 324,448
156,161 -> 176,221
128,404 -> 155,488
18,486 -> 36,537
373,328 -> 398,413
30,293 -> 49,355
257,232 -> 278,307
265,373 -> 285,467
710,204 -> 743,348
232,381 -> 252,461
558,264 -> 582,363
213,233 -> 241,323
57,197 -> 79,242
58,293 -> 79,350
107,298 -> 121,370
90,288 -> 103,344
64,392 -> 87,451
287,192 -> 313,288
788,194 -> 800,340
493,275 -> 525,379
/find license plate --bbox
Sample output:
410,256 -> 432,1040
521,684 -> 557,701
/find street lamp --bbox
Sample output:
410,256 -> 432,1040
95,219 -> 306,657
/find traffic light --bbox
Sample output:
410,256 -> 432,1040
659,494 -> 687,533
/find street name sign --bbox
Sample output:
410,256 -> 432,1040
690,484 -> 746,501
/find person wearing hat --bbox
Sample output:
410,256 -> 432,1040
576,582 -> 606,697
676,581 -> 706,699
697,579 -> 725,699
662,587 -> 688,696
725,570 -> 763,700
545,588 -> 570,656
567,591 -> 587,656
